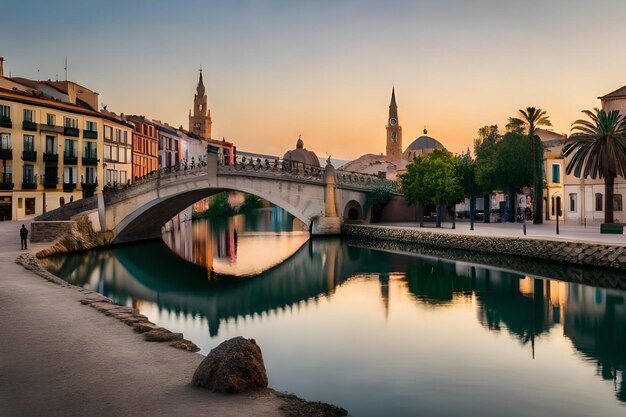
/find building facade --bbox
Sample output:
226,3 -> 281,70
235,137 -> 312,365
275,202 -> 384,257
0,71 -> 110,220
126,115 -> 158,180
561,85 -> 626,225
101,110 -> 133,186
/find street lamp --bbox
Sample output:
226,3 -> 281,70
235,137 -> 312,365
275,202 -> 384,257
556,196 -> 561,235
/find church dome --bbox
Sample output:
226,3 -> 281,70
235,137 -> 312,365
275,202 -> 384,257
283,137 -> 320,167
402,129 -> 445,160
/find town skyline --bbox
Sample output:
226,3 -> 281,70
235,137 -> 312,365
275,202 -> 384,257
4,0 -> 626,159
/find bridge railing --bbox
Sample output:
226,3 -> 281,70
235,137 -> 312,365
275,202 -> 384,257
103,157 -> 212,198
218,155 -> 325,183
102,152 -> 399,197
336,169 -> 398,192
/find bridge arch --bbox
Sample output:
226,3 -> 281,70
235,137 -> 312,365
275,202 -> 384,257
342,200 -> 364,222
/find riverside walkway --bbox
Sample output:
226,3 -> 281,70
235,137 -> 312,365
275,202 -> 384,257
377,220 -> 626,246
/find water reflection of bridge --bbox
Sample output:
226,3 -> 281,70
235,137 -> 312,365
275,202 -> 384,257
47,238 -> 626,402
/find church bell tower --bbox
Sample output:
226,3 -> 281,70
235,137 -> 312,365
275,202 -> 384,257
189,69 -> 212,139
386,88 -> 402,160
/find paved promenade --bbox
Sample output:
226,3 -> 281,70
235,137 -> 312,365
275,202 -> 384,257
378,220 -> 626,246
0,220 -> 295,417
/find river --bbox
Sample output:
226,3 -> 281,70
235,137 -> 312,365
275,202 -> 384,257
47,208 -> 626,417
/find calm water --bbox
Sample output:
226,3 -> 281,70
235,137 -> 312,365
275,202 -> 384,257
47,209 -> 626,417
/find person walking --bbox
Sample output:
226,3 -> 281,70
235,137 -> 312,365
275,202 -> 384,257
20,224 -> 28,250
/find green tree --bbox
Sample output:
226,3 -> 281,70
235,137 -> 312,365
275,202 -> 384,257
239,193 -> 263,213
364,184 -> 393,223
400,149 -> 464,227
194,192 -> 235,218
474,125 -> 501,222
509,107 -> 552,224
564,108 -> 626,223
455,149 -> 481,230
493,131 -> 533,222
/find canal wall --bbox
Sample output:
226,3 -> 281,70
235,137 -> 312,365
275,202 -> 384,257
343,224 -> 626,272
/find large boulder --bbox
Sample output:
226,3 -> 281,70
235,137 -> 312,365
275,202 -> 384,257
192,336 -> 268,393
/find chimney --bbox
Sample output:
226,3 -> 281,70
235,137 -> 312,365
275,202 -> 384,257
0,57 -> 4,77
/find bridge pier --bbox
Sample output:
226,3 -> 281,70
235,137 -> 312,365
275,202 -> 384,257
311,216 -> 341,235
311,160 -> 341,235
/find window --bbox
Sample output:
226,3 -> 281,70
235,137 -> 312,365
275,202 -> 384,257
595,193 -> 603,211
23,165 -> 34,183
0,105 -> 10,118
84,141 -> 97,158
45,136 -> 56,154
104,125 -> 113,141
23,135 -> 34,152
120,171 -> 128,184
569,193 -> 577,212
86,120 -> 97,131
551,163 -> 561,184
23,109 -> 34,122
123,130 -> 128,144
0,133 -> 10,149
104,144 -> 112,161
65,139 -> 77,157
614,194 -> 623,211
63,167 -> 78,184
116,129 -> 121,143
47,114 -> 56,126
25,198 -> 35,215
119,147 -> 126,163
84,167 -> 96,184
64,117 -> 78,128
106,169 -> 119,185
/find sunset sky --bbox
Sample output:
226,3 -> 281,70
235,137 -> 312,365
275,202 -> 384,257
4,0 -> 626,160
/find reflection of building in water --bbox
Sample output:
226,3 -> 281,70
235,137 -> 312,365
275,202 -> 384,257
379,273 -> 390,318
563,284 -> 626,402
162,219 -> 215,272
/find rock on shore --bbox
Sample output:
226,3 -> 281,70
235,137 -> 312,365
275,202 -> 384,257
192,336 -> 269,393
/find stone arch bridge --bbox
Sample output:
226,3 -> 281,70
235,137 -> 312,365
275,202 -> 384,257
95,153 -> 397,244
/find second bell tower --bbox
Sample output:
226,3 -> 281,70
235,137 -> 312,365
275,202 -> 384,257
386,88 -> 402,160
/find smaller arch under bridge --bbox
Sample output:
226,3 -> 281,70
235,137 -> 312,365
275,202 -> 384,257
98,153 -> 398,244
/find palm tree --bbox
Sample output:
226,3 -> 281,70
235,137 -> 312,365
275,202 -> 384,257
563,108 -> 626,224
510,107 -> 552,224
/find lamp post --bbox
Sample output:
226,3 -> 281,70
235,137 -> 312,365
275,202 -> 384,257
556,196 -> 561,235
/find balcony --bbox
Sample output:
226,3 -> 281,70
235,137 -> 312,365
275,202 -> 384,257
82,156 -> 98,166
64,152 -> 78,165
0,148 -> 12,160
39,124 -> 64,134
0,173 -> 13,190
22,121 -> 38,131
0,116 -> 12,128
21,181 -> 37,190
22,150 -> 37,162
81,180 -> 98,197
41,175 -> 58,189
83,130 -> 98,139
43,152 -> 59,163
63,182 -> 77,192
64,126 -> 80,137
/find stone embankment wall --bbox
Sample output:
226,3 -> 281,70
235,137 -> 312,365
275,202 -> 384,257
35,216 -> 113,257
30,221 -> 76,243
35,196 -> 97,221
343,224 -> 626,271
